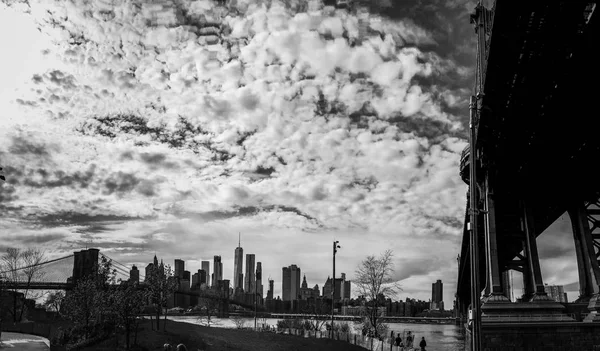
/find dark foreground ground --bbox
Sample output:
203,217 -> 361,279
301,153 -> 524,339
85,319 -> 366,351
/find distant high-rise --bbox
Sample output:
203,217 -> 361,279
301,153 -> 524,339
192,272 -> 198,288
544,284 -> 568,303
244,254 -> 256,293
212,256 -> 223,286
144,263 -> 153,282
431,279 -> 443,310
174,259 -> 184,278
282,264 -> 301,301
183,270 -> 190,290
201,261 -> 210,286
234,233 -> 244,291
199,269 -> 207,287
267,279 -> 274,300
129,265 -> 139,284
256,262 -> 263,298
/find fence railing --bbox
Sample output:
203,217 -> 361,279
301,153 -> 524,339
273,328 -> 420,351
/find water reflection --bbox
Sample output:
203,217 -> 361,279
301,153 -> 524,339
168,316 -> 466,351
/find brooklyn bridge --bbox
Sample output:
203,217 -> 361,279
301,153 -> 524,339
457,0 -> 600,350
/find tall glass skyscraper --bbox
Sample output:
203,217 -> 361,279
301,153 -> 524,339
201,261 -> 210,286
233,233 -> 244,290
212,256 -> 222,287
244,254 -> 256,293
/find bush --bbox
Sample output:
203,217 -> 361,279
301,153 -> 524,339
339,322 -> 351,333
302,320 -> 316,331
277,318 -> 308,331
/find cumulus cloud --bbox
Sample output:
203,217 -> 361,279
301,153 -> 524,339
0,0 -> 479,302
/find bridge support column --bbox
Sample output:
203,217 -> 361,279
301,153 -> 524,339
568,202 -> 600,322
482,175 -> 509,302
522,200 -> 552,302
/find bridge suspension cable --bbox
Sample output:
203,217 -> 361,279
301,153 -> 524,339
0,254 -> 74,275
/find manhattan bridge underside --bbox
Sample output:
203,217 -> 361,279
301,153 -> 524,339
456,0 -> 600,342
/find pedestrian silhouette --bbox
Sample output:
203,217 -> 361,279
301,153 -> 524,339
419,336 -> 427,350
395,334 -> 402,346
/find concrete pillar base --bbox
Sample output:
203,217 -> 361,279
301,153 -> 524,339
481,300 -> 574,323
584,294 -> 600,322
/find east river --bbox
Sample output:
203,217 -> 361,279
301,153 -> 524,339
167,316 -> 466,350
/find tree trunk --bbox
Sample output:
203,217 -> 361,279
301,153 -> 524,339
156,307 -> 160,330
125,320 -> 130,350
13,292 -> 18,322
134,318 -> 139,345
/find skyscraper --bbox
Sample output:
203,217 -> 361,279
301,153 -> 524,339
256,262 -> 263,298
212,256 -> 223,287
129,265 -> 139,284
201,261 -> 210,286
544,284 -> 568,303
267,279 -> 274,300
199,269 -> 207,287
431,279 -> 444,310
282,264 -> 301,301
233,233 -> 244,291
244,254 -> 256,293
174,259 -> 184,278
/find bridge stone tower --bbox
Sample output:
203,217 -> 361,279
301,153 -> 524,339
69,248 -> 99,285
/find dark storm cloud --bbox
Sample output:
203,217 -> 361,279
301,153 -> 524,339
77,114 -> 233,161
102,171 -> 141,195
393,257 -> 438,281
18,232 -> 68,244
30,212 -> 148,227
366,0 -> 477,64
8,134 -> 55,156
0,183 -> 18,203
171,204 -> 323,227
22,166 -> 97,188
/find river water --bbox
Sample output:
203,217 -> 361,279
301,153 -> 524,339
167,316 -> 466,350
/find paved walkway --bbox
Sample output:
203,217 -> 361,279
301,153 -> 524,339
0,332 -> 49,350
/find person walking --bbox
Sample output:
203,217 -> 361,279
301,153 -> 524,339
395,334 -> 402,346
419,336 -> 427,350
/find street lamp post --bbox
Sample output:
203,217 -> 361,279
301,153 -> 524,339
254,273 -> 257,330
331,240 -> 340,338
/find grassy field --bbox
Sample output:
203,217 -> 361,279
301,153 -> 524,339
84,319 -> 367,351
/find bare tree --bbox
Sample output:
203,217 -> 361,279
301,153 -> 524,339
354,250 -> 401,338
300,299 -> 330,331
231,314 -> 246,329
62,255 -> 116,340
145,264 -> 178,331
196,287 -> 222,327
43,291 -> 65,318
109,282 -> 147,350
19,248 -> 46,321
1,248 -> 47,322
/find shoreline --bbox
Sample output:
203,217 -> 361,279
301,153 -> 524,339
83,319 -> 370,350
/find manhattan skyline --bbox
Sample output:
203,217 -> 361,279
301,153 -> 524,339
0,0 -> 581,306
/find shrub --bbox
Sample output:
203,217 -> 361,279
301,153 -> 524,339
339,322 -> 351,333
277,319 -> 291,329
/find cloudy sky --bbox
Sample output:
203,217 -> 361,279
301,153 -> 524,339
0,0 -> 579,305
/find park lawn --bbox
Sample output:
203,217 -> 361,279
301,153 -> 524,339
83,319 -> 367,351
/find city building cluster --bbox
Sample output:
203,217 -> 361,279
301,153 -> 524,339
129,234 -> 353,312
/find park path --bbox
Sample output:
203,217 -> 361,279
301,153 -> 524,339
0,331 -> 49,350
